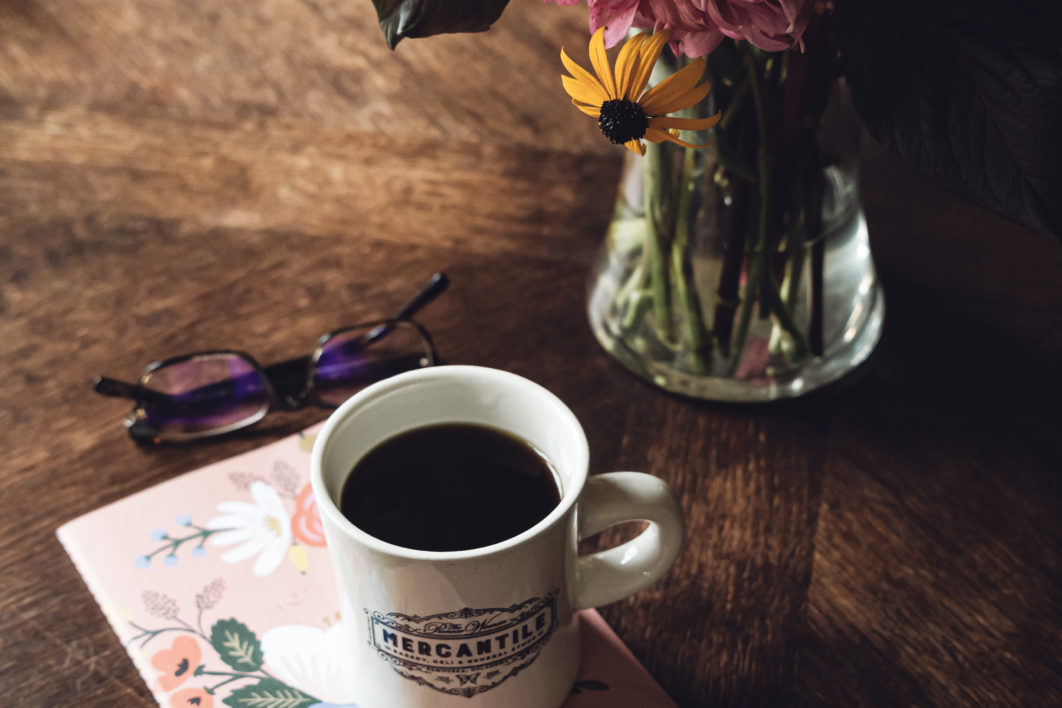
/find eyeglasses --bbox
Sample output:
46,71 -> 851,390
94,273 -> 448,444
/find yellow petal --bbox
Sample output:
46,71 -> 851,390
614,32 -> 648,100
640,58 -> 710,115
641,81 -> 713,119
643,127 -> 669,143
571,99 -> 601,117
645,126 -> 713,150
630,30 -> 671,100
588,27 -> 618,99
650,113 -> 722,132
562,74 -> 607,107
288,543 -> 309,573
561,46 -> 608,100
297,432 -> 316,452
624,139 -> 646,155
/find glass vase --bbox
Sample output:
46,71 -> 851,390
587,41 -> 884,402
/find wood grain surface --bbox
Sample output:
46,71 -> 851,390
2,1 -> 1060,706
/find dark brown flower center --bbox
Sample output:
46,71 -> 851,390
598,98 -> 648,145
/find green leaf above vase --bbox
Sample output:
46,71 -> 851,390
371,0 -> 511,49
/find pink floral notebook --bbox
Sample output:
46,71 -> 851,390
57,426 -> 677,708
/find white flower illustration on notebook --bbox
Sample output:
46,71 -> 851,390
206,481 -> 293,576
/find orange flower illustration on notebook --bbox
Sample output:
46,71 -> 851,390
169,687 -> 215,708
291,484 -> 328,547
151,635 -> 202,691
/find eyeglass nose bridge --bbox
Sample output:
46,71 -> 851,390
260,354 -> 315,412
276,391 -> 309,411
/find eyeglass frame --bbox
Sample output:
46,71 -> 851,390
94,273 -> 447,444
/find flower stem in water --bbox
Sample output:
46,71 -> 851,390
672,147 -> 712,373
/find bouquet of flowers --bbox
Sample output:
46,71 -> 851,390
370,0 -> 1060,239
369,0 -> 1060,398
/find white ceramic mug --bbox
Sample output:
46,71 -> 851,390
311,365 -> 684,708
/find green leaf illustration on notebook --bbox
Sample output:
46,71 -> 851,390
222,678 -> 318,708
210,619 -> 264,672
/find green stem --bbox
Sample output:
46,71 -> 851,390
717,77 -> 751,133
645,142 -> 676,345
779,240 -> 809,361
780,195 -> 808,310
779,142 -> 817,362
727,50 -> 770,375
711,133 -> 752,357
810,238 -> 825,356
750,64 -> 772,325
761,277 -> 809,359
194,667 -> 315,701
728,47 -> 811,374
618,240 -> 650,330
127,620 -> 206,649
197,669 -> 257,679
805,151 -> 827,357
728,259 -> 760,376
205,675 -> 245,694
194,667 -> 271,694
147,527 -> 227,560
671,147 -> 712,373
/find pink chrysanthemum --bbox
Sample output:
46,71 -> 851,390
548,0 -> 817,57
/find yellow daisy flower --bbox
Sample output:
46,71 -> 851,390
561,28 -> 721,155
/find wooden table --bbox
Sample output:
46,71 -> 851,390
2,2 -> 1060,706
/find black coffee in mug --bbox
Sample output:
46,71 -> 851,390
339,423 -> 562,552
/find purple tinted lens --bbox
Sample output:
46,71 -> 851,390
313,322 -> 432,406
140,353 -> 269,437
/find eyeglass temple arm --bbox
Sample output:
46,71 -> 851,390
263,273 -> 447,381
93,376 -> 175,407
261,274 -> 447,403
392,272 -> 449,320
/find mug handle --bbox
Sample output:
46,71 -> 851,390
573,472 -> 685,609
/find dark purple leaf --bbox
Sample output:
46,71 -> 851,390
836,0 -> 1062,239
371,0 -> 511,50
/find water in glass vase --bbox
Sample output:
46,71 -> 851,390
587,115 -> 884,403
